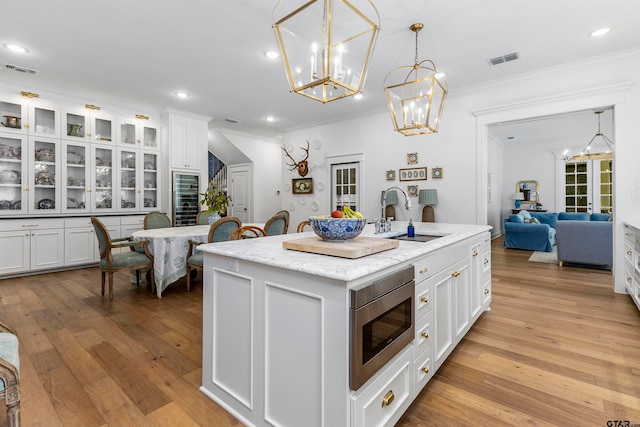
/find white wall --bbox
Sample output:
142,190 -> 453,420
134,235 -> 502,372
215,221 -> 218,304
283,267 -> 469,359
487,134 -> 504,238
219,129 -> 283,222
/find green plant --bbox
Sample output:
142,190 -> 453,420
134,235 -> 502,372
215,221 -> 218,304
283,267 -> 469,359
200,182 -> 232,214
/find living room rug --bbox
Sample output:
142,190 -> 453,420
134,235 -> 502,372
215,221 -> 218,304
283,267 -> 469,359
528,246 -> 558,264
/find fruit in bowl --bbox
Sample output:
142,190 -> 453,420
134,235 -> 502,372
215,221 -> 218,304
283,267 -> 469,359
309,215 -> 367,241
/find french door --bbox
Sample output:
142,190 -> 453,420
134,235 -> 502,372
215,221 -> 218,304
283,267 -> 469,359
564,159 -> 612,213
331,162 -> 361,212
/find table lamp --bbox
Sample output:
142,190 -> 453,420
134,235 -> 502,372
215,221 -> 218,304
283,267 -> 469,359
418,189 -> 438,222
514,192 -> 524,209
381,190 -> 399,219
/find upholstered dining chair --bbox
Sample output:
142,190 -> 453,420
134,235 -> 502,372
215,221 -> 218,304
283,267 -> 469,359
275,209 -> 290,233
91,217 -> 155,300
0,320 -> 20,427
231,214 -> 288,240
143,211 -> 172,229
186,216 -> 242,291
296,220 -> 311,233
195,211 -> 209,225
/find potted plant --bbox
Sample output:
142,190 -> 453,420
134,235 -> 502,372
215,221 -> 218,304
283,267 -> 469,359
200,181 -> 232,224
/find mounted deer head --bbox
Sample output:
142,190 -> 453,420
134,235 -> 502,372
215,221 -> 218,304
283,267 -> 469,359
282,140 -> 310,177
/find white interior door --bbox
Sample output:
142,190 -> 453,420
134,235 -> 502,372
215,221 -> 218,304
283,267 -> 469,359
229,164 -> 252,222
331,162 -> 361,212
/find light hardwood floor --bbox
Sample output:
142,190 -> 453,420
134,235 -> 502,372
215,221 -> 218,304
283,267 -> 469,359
0,236 -> 638,426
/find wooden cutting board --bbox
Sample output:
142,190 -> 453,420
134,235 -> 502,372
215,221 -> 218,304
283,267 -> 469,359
283,236 -> 399,259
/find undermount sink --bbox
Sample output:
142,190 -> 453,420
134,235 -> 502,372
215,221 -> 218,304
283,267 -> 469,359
385,233 -> 447,242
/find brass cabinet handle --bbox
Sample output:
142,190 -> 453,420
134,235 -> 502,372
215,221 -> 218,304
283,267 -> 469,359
484,259 -> 489,264
23,186 -> 29,191
419,267 -> 428,274
421,332 -> 429,339
484,288 -> 490,295
452,271 -> 460,277
422,367 -> 429,374
420,296 -> 429,303
628,277 -> 633,283
628,251 -> 633,256
381,390 -> 395,408
472,250 -> 478,257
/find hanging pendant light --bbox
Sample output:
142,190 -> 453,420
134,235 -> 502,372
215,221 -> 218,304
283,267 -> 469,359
384,23 -> 447,136
272,0 -> 380,103
570,111 -> 614,161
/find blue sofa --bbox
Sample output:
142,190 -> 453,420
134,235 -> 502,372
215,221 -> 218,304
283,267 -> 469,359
556,219 -> 613,268
504,211 -> 559,252
504,211 -> 611,253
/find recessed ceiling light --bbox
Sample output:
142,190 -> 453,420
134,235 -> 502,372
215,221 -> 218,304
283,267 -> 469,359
590,28 -> 610,37
175,91 -> 190,98
264,50 -> 280,59
265,116 -> 275,122
3,44 -> 28,53
353,93 -> 364,100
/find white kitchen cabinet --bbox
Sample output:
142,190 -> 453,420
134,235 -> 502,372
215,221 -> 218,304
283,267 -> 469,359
28,102 -> 61,139
117,116 -> 160,150
28,135 -> 61,214
166,109 -> 210,171
0,96 -> 27,136
64,216 -> 120,265
63,106 -> 116,143
90,144 -> 116,213
0,133 -> 27,214
623,222 -> 640,311
62,140 -> 90,213
0,218 -> 64,275
120,215 -> 144,237
201,225 -> 493,427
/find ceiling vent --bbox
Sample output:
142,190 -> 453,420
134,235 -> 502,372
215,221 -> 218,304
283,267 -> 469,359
4,63 -> 38,75
224,118 -> 240,124
487,52 -> 521,66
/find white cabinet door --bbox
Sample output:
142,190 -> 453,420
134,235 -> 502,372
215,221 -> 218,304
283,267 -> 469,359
28,136 -> 61,214
63,107 -> 116,143
62,140 -> 90,214
0,229 -> 30,274
0,133 -> 28,215
91,144 -> 116,213
64,226 -> 96,265
30,228 -> 64,270
168,111 -> 208,171
141,151 -> 159,210
117,147 -> 140,211
27,102 -> 61,138
469,241 -> 483,320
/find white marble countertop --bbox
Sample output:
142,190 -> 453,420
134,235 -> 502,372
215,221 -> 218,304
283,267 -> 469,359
199,221 -> 492,282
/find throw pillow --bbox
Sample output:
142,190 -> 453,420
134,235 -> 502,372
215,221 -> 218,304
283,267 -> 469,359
509,214 -> 525,223
528,217 -> 540,224
519,210 -> 532,219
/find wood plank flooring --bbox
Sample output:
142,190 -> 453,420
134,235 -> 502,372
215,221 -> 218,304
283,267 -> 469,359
0,236 -> 638,426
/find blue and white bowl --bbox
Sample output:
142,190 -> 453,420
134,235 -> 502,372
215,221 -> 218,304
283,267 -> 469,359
309,216 -> 367,241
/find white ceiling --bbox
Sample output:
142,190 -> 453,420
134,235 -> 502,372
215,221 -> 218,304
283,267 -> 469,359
1,0 -> 639,137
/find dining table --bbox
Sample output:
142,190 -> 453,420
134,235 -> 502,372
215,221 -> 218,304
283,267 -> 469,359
132,225 -> 211,298
132,222 -> 265,298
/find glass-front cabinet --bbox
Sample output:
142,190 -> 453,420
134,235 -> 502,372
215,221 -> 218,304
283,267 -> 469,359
63,108 -> 115,143
118,148 -> 138,210
0,133 -> 27,214
1,91 -> 161,217
142,152 -> 159,209
117,117 -> 159,150
29,136 -> 61,213
63,141 -> 90,213
91,145 -> 115,212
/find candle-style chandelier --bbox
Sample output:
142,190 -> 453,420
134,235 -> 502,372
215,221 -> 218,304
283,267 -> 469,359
384,23 -> 448,136
567,110 -> 614,161
272,0 -> 380,103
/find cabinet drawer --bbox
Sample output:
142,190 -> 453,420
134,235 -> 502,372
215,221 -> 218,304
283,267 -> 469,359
414,344 -> 434,393
624,225 -> 635,244
482,249 -> 491,274
414,312 -> 432,359
625,241 -> 634,264
415,279 -> 432,319
414,242 -> 468,283
351,346 -> 413,427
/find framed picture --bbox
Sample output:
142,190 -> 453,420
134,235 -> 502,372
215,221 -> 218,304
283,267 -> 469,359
399,167 -> 427,181
292,177 -> 313,194
407,185 -> 419,197
432,167 -> 443,179
407,152 -> 418,164
386,170 -> 396,181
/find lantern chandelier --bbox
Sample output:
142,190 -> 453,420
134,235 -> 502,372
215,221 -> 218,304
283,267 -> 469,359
566,111 -> 614,162
272,0 -> 380,103
384,23 -> 448,136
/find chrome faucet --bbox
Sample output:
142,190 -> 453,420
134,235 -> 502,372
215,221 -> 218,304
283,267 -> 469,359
376,186 -> 414,233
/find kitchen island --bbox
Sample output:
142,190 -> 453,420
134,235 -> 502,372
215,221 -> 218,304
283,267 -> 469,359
199,222 -> 492,427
